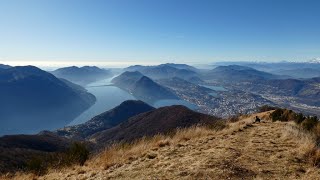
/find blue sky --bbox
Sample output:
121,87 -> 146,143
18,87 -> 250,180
0,0 -> 320,67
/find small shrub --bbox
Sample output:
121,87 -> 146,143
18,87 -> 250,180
26,156 -> 47,175
270,109 -> 284,121
283,110 -> 295,121
294,113 -> 305,124
270,108 -> 301,122
67,142 -> 89,166
258,105 -> 277,112
301,116 -> 318,131
24,142 -> 90,175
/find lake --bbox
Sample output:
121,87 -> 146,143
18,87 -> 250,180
69,77 -> 199,125
200,85 -> 227,91
69,77 -> 136,125
153,99 -> 198,110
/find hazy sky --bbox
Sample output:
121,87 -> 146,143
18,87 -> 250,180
1,0 -> 320,67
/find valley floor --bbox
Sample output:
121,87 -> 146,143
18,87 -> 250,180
9,112 -> 320,179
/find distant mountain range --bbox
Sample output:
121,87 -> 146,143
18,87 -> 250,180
55,100 -> 155,139
255,78 -> 320,106
0,66 -> 96,135
271,68 -> 320,79
159,63 -> 199,72
209,66 -> 320,108
125,64 -> 199,81
204,65 -> 284,82
111,71 -> 179,104
0,64 -> 11,69
213,61 -> 320,72
309,77 -> 320,83
308,58 -> 320,64
52,66 -> 112,86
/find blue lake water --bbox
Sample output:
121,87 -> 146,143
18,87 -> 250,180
69,77 -> 136,125
200,85 -> 227,91
153,99 -> 198,110
209,92 -> 218,97
69,77 -> 199,125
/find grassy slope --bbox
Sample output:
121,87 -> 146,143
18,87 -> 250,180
5,111 -> 320,179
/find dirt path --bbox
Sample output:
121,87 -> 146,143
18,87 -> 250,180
100,118 -> 318,179
35,114 -> 320,180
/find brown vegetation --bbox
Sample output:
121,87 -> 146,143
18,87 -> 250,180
0,132 -> 72,174
270,108 -> 320,168
90,105 -> 223,149
3,110 -> 320,179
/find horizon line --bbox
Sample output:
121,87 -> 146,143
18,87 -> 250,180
0,59 -> 318,70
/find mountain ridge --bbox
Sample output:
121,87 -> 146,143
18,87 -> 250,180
111,71 -> 179,104
55,100 -> 155,139
90,105 -> 222,148
0,66 -> 96,135
204,65 -> 282,82
125,64 -> 199,80
52,66 -> 112,85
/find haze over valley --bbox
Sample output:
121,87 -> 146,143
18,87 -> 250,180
1,61 -> 320,136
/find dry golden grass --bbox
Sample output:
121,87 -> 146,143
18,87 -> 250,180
5,110 -> 320,179
0,125 -> 220,180
284,122 -> 320,167
314,124 -> 320,138
221,111 -> 268,135
90,126 -> 217,170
